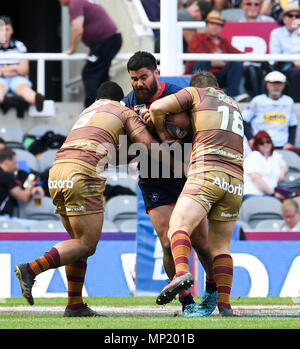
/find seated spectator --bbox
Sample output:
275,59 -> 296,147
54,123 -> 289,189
237,0 -> 275,98
269,3 -> 300,102
0,16 -> 44,113
239,0 -> 275,21
243,130 -> 288,201
280,198 -> 300,231
185,11 -> 247,101
244,135 -> 252,158
243,71 -> 298,149
178,0 -> 212,52
212,0 -> 232,11
0,138 -> 5,150
259,0 -> 283,22
141,0 -> 160,52
0,148 -> 44,217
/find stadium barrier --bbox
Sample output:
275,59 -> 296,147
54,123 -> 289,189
1,51 -> 300,100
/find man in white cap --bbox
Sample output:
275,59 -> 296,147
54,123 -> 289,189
269,3 -> 300,102
242,71 -> 298,149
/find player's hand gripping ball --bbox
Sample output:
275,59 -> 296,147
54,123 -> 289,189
165,111 -> 189,139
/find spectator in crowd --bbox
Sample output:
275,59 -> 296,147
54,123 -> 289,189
0,148 -> 44,217
260,0 -> 283,21
212,0 -> 232,11
243,71 -> 298,149
141,0 -> 160,52
0,16 -> 44,113
269,3 -> 300,102
178,0 -> 213,52
238,0 -> 275,21
237,0 -> 275,98
0,138 -> 5,150
281,198 -> 300,231
59,0 -> 122,108
243,130 -> 288,201
141,0 -> 160,22
185,11 -> 247,101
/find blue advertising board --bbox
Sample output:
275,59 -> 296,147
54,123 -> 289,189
1,190 -> 300,299
135,187 -> 300,298
0,233 -> 136,298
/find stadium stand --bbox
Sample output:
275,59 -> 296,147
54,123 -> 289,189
105,195 -> 137,229
239,196 -> 283,228
221,8 -> 245,21
275,149 -> 300,174
29,219 -> 65,232
105,175 -> 137,194
26,124 -> 68,138
18,196 -> 58,221
255,219 -> 285,231
13,148 -> 40,173
236,220 -> 252,231
294,196 -> 300,207
0,219 -> 27,231
0,124 -> 24,149
295,126 -> 300,147
102,220 -> 119,232
38,149 -> 57,173
119,219 -> 137,233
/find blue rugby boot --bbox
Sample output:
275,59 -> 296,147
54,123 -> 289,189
197,290 -> 218,316
182,303 -> 202,317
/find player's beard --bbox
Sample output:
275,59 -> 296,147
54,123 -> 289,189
134,78 -> 158,104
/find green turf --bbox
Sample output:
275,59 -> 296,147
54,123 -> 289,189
0,314 -> 300,329
1,296 -> 299,307
0,297 -> 300,329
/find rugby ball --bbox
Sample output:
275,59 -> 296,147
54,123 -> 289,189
166,124 -> 188,139
165,111 -> 190,139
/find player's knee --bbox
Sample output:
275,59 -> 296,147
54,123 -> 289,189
161,238 -> 171,252
80,241 -> 97,257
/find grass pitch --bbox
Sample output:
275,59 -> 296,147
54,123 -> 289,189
0,297 -> 300,329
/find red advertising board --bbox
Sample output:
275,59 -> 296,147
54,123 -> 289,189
220,22 -> 280,53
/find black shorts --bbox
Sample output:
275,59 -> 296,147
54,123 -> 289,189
138,178 -> 186,213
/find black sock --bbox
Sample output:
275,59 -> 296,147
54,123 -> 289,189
206,278 -> 217,293
179,292 -> 195,310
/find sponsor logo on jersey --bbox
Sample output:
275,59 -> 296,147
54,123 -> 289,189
208,147 -> 243,161
213,176 -> 243,196
199,194 -> 211,208
66,205 -> 84,212
218,93 -> 238,109
221,212 -> 239,217
48,177 -> 76,189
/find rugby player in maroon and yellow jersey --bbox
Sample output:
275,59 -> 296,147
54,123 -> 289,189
14,81 -> 167,317
151,71 -> 243,316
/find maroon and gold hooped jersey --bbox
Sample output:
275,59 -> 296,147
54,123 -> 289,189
54,99 -> 145,171
169,87 -> 244,181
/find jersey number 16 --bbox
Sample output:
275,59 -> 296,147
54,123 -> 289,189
218,105 -> 244,137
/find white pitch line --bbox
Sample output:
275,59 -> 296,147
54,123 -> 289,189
0,305 -> 300,317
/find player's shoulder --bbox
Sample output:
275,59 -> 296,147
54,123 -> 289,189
121,91 -> 135,108
163,82 -> 182,94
